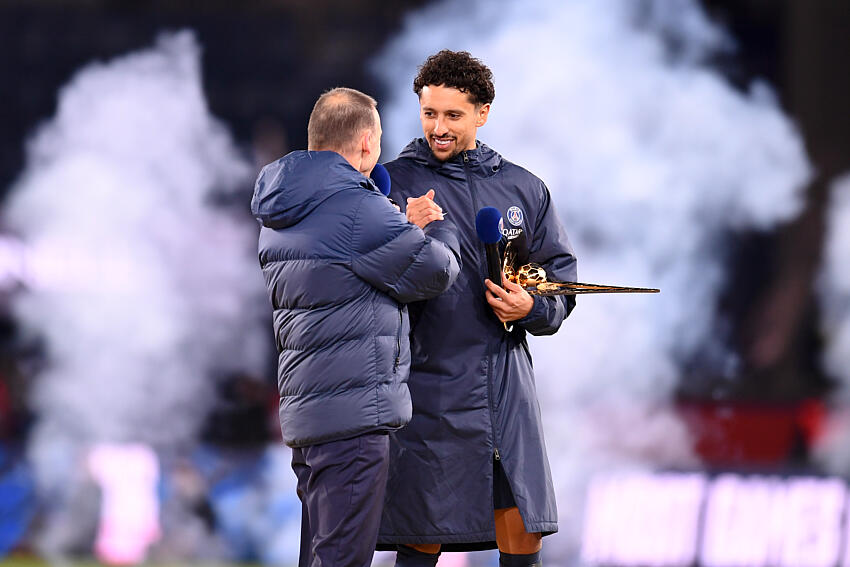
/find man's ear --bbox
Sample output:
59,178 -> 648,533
476,103 -> 491,127
361,130 -> 373,155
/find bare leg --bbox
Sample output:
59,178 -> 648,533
494,507 -> 542,560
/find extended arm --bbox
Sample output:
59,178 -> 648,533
350,191 -> 461,303
514,184 -> 577,335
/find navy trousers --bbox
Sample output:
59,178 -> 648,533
291,432 -> 390,567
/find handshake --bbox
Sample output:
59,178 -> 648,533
371,163 -> 445,228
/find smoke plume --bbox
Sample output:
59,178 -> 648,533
3,31 -> 268,497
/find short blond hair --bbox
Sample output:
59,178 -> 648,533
307,87 -> 378,154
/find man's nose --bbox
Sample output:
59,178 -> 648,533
433,117 -> 449,136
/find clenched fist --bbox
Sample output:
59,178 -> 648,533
406,189 -> 444,229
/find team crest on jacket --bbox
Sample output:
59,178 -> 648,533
507,206 -> 523,226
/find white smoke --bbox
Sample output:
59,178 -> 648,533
814,174 -> 850,474
375,0 -> 811,561
3,31 -> 268,493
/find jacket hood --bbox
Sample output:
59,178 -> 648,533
397,138 -> 504,180
252,150 -> 378,229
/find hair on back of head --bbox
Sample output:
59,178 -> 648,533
307,87 -> 378,154
413,50 -> 495,106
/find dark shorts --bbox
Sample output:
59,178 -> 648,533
493,457 -> 517,509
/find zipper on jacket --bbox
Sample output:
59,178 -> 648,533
462,151 -> 483,215
463,149 -> 502,463
393,305 -> 402,373
462,151 -> 483,225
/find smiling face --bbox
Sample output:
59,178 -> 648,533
419,84 -> 490,161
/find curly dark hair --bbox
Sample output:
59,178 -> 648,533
413,50 -> 495,106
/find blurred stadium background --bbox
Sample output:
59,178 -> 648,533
1,1 -> 849,566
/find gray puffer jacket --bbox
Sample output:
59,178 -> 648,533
252,150 -> 461,448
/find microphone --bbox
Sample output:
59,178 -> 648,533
370,162 -> 392,196
475,206 -> 504,289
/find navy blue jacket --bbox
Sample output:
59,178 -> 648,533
252,150 -> 461,448
378,139 -> 577,549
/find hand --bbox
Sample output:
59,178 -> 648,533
485,275 -> 534,323
406,189 -> 444,228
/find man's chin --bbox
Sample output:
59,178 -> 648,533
429,142 -> 459,162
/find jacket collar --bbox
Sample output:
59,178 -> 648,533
398,138 -> 504,180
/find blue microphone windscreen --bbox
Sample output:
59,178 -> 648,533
370,163 -> 392,196
475,207 -> 504,244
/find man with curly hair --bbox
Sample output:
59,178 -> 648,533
377,51 -> 578,566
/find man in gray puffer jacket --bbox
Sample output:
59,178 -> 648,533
251,87 -> 461,567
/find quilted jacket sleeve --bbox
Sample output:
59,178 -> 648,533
350,191 -> 461,303
515,182 -> 578,335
